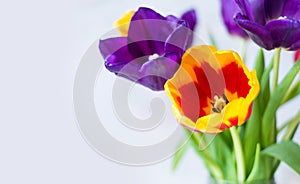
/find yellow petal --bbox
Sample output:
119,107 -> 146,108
113,10 -> 135,36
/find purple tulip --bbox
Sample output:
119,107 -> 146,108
99,7 -> 197,91
234,0 -> 300,50
221,0 -> 248,38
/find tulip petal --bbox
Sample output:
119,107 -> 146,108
221,0 -> 248,38
290,40 -> 300,51
214,50 -> 251,99
99,37 -> 135,72
138,53 -> 181,90
282,0 -> 300,20
128,7 -> 174,56
265,0 -> 285,20
113,10 -> 135,36
165,23 -> 192,56
266,18 -> 300,48
180,9 -> 197,31
235,13 -> 273,50
195,113 -> 224,133
235,0 -> 266,24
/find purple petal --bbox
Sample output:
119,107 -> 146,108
99,37 -> 135,72
166,15 -> 181,26
221,0 -> 248,38
265,0 -> 285,20
164,23 -> 192,56
138,53 -> 181,91
235,13 -> 273,49
180,9 -> 197,31
114,57 -> 144,81
235,0 -> 266,24
99,37 -> 127,58
290,40 -> 300,50
128,7 -> 174,56
282,0 -> 300,20
266,18 -> 300,48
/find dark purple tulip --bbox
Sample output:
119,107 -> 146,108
99,7 -> 197,91
234,0 -> 300,50
221,0 -> 248,38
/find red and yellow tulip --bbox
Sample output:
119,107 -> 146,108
164,46 -> 260,133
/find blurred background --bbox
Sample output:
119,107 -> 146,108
0,0 -> 299,183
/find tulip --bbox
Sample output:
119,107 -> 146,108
165,46 -> 260,133
99,7 -> 197,90
234,0 -> 300,50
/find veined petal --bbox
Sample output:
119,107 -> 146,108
282,0 -> 300,20
235,0 -> 266,24
266,18 -> 300,48
128,7 -> 174,56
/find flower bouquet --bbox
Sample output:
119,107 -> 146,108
99,1 -> 300,183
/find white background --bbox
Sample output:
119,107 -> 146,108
0,0 -> 300,183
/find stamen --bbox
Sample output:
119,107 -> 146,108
148,53 -> 160,60
211,94 -> 229,113
278,16 -> 287,20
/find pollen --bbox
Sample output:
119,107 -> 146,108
211,94 -> 229,113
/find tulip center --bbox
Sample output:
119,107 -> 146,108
211,94 -> 229,113
148,53 -> 160,60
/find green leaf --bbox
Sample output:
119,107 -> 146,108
281,80 -> 300,105
243,99 -> 261,176
172,139 -> 189,171
262,60 -> 300,147
258,59 -> 273,114
239,49 -> 264,170
254,49 -> 265,81
262,141 -> 300,175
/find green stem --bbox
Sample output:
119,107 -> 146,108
282,111 -> 300,141
277,111 -> 300,133
230,127 -> 245,182
272,48 -> 281,92
241,39 -> 248,62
